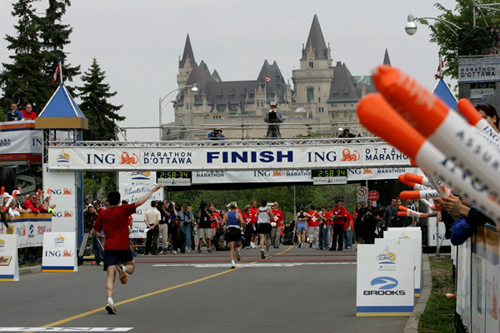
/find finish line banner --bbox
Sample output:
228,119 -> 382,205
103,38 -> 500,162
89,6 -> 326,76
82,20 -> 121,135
47,144 -> 411,171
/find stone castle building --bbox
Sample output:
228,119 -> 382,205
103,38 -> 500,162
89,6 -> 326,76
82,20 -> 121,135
162,15 -> 390,140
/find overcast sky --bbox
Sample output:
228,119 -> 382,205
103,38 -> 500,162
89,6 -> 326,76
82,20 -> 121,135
0,0 -> 458,140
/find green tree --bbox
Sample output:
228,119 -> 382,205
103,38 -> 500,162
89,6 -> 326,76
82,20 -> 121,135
426,0 -> 500,79
78,58 -> 124,199
78,58 -> 124,141
39,0 -> 80,92
0,0 -> 50,110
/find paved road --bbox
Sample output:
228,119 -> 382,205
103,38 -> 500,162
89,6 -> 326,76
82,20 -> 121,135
0,246 -> 408,332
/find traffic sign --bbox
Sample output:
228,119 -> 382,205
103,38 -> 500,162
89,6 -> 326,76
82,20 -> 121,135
368,190 -> 379,201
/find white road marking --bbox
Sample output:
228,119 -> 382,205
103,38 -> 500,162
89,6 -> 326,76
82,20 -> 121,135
152,262 -> 356,268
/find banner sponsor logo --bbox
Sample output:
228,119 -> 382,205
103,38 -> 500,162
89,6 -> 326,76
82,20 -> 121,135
54,234 -> 65,247
363,276 -> 406,296
130,171 -> 150,180
341,148 -> 360,161
0,138 -> 11,147
376,246 -> 396,264
56,150 -> 70,163
0,239 -> 5,251
28,224 -> 35,239
0,255 -> 12,266
44,249 -> 73,257
37,226 -> 46,235
120,152 -> 138,164
371,276 -> 399,289
50,188 -> 73,195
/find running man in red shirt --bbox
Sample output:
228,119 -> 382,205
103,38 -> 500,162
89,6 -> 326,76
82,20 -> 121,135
307,205 -> 320,249
92,184 -> 163,315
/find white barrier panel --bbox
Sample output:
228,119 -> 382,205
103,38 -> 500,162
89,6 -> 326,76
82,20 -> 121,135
43,164 -> 77,233
119,172 -> 163,225
130,223 -> 148,239
192,170 -> 312,184
427,217 -> 452,247
42,232 -> 77,272
348,167 -> 419,181
0,121 -> 42,155
48,144 -> 411,171
0,214 -> 52,248
0,235 -> 19,281
375,238 -> 417,295
384,227 -> 423,296
356,243 -> 414,316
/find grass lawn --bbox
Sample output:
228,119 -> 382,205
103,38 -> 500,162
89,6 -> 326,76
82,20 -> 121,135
418,256 -> 456,333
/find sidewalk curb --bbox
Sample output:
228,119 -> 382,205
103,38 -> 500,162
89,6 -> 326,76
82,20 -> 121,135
404,253 -> 432,332
19,265 -> 42,275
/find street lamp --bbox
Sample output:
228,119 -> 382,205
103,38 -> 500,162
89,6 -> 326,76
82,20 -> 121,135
405,14 -> 460,36
159,83 -> 198,140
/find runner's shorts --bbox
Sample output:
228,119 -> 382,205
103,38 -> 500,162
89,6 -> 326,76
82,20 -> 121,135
225,227 -> 242,242
257,223 -> 272,235
297,222 -> 307,232
103,249 -> 134,271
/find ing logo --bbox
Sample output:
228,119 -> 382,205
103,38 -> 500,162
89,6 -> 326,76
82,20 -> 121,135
64,211 -> 73,217
131,171 -> 150,180
341,148 -> 360,162
120,152 -> 138,164
63,188 -> 73,195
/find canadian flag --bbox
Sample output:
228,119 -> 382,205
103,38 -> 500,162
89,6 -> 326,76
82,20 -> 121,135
434,52 -> 444,80
52,60 -> 61,84
265,76 -> 272,82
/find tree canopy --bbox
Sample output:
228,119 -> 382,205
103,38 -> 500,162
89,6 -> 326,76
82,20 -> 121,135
426,0 -> 500,79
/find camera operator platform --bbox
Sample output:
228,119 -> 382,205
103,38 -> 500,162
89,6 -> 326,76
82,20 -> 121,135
264,102 -> 284,138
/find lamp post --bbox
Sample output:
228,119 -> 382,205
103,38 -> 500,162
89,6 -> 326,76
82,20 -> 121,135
405,14 -> 460,36
159,83 -> 198,140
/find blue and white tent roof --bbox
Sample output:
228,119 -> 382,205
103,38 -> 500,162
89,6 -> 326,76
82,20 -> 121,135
38,85 -> 85,118
432,79 -> 457,111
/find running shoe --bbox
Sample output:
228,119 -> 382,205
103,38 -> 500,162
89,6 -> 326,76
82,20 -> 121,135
231,260 -> 235,269
235,249 -> 241,261
116,264 -> 127,285
261,250 -> 265,259
105,303 -> 117,315
208,248 -> 212,253
309,243 -> 312,248
265,252 -> 268,258
298,243 -> 302,248
198,248 -> 202,253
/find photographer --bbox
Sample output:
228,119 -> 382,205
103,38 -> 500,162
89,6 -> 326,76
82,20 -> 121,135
158,200 -> 170,254
207,128 -> 225,140
197,200 -> 213,253
264,102 -> 284,138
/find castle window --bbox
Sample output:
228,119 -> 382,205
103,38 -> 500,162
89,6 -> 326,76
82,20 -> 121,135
318,97 -> 321,103
309,61 -> 314,68
307,88 -> 314,102
217,104 -> 226,112
213,115 -> 221,119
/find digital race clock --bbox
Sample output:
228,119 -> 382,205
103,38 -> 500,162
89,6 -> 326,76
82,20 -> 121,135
312,169 -> 347,178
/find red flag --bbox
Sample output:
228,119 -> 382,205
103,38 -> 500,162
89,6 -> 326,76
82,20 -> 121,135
52,60 -> 61,84
265,76 -> 272,82
434,52 -> 444,80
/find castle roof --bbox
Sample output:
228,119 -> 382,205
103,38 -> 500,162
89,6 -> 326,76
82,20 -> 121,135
301,15 -> 328,60
179,34 -> 196,69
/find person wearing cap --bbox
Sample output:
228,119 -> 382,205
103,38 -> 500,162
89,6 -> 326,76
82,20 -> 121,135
264,102 -> 284,138
221,202 -> 244,269
207,128 -> 225,140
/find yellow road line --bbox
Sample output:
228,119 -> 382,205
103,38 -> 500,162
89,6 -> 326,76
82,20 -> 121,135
38,246 -> 293,328
37,268 -> 242,329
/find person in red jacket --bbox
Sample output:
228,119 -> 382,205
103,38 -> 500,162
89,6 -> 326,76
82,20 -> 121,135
307,205 -> 320,249
22,192 -> 47,213
319,205 -> 331,250
330,200 -> 346,251
271,201 -> 284,248
343,211 -> 354,249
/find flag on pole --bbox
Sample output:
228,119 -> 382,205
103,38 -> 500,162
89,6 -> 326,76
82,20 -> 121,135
52,59 -> 61,84
265,76 -> 272,82
434,52 -> 444,80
